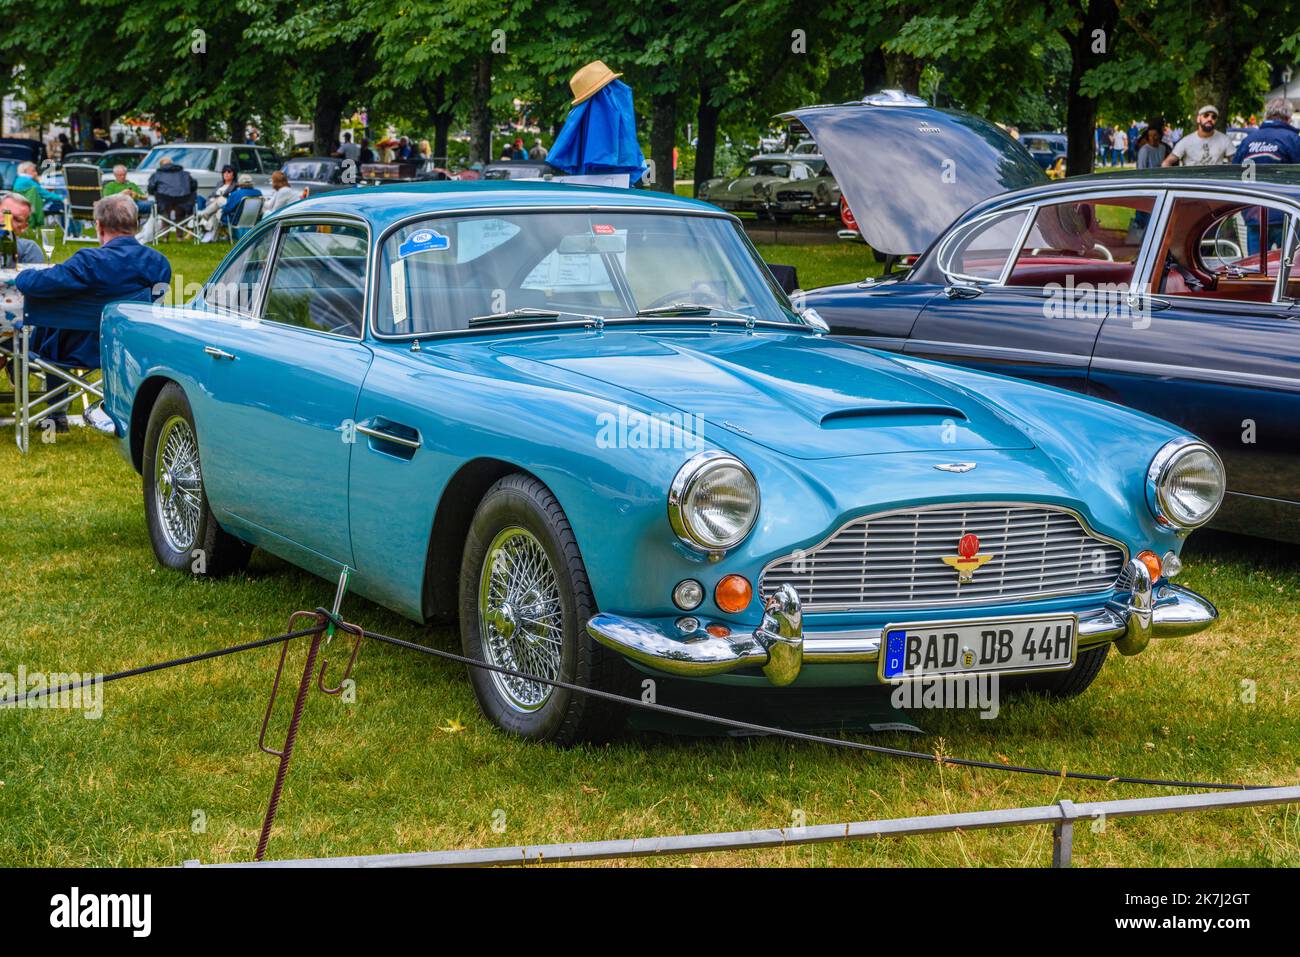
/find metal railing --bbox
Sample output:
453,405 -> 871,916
185,784 -> 1300,868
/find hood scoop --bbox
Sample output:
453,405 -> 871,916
820,405 -> 965,428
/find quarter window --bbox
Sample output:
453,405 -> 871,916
203,226 -> 276,314
938,209 -> 1029,281
232,148 -> 261,173
262,223 -> 368,336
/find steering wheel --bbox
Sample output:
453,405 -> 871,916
1089,243 -> 1115,261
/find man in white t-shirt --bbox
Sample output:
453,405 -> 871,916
1163,105 -> 1234,166
1112,126 -> 1128,164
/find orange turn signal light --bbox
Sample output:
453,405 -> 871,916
714,575 -> 753,614
1136,550 -> 1163,581
705,623 -> 732,639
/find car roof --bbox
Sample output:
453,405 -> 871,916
984,163 -> 1300,205
145,142 -> 273,150
748,153 -> 822,161
270,180 -> 723,226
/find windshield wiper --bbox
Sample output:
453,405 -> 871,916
467,307 -> 600,326
635,302 -> 755,321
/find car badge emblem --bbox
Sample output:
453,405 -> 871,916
934,462 -> 977,473
942,532 -> 995,584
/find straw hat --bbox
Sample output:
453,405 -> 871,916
569,60 -> 622,105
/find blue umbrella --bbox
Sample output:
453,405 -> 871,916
547,79 -> 648,184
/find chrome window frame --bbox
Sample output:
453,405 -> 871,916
196,212 -> 372,341
365,204 -> 805,342
1132,187 -> 1300,306
934,206 -> 1034,286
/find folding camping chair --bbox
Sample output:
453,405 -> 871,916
150,184 -> 202,244
61,163 -> 102,243
223,195 -> 263,243
1,273 -> 114,453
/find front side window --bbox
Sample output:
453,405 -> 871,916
262,223 -> 368,336
375,211 -> 795,336
203,226 -> 277,314
1006,196 -> 1155,288
231,148 -> 261,173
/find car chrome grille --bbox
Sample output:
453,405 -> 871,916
760,504 -> 1127,612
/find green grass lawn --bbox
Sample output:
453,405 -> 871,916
1,237 -> 1296,867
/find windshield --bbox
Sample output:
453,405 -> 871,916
375,210 -> 798,336
139,147 -> 217,171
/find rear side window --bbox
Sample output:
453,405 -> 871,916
262,223 -> 368,336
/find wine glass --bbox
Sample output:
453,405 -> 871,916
40,228 -> 56,261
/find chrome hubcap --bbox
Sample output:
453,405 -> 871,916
154,415 -> 202,553
478,526 -> 563,712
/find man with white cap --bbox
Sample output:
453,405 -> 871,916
1163,105 -> 1233,166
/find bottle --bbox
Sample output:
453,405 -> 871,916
0,211 -> 17,268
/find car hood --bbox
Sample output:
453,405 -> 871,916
489,329 -> 1035,460
781,103 -> 1047,255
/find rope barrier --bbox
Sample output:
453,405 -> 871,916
1,585 -> 1266,860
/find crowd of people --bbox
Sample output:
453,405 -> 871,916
1096,97 -> 1300,169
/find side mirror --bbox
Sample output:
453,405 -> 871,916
766,263 -> 799,295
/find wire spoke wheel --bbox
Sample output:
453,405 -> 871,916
478,525 -> 564,712
154,414 -> 203,554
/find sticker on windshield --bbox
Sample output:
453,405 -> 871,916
398,228 -> 450,258
592,223 -> 616,235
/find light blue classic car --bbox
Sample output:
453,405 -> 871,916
96,181 -> 1225,743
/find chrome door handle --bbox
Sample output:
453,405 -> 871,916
355,423 -> 421,449
204,345 -> 237,360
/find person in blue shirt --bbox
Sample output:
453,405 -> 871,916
221,173 -> 262,227
1233,98 -> 1300,165
14,193 -> 170,431
14,161 -> 66,217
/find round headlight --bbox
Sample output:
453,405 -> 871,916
1147,439 -> 1225,529
668,451 -> 760,551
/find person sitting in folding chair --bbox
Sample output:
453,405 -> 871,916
146,157 -> 198,243
14,194 -> 170,433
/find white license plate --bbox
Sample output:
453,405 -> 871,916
880,614 -> 1078,681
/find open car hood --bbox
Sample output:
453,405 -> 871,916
782,102 -> 1047,255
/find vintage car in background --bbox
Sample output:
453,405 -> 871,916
361,158 -> 454,183
127,143 -> 282,197
1020,131 -> 1068,176
281,156 -> 356,196
481,159 -> 559,181
793,98 -> 1300,542
95,181 -> 1221,743
697,154 -> 840,221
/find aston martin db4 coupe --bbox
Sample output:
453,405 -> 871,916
96,181 -> 1223,743
788,97 -> 1300,543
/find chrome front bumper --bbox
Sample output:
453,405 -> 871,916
586,559 -> 1217,686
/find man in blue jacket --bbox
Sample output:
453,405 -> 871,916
1233,98 -> 1300,165
15,193 -> 170,430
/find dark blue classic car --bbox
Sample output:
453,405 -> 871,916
794,101 -> 1300,543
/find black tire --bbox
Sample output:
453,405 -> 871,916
459,473 -> 633,744
1006,644 -> 1110,698
141,383 -> 251,577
